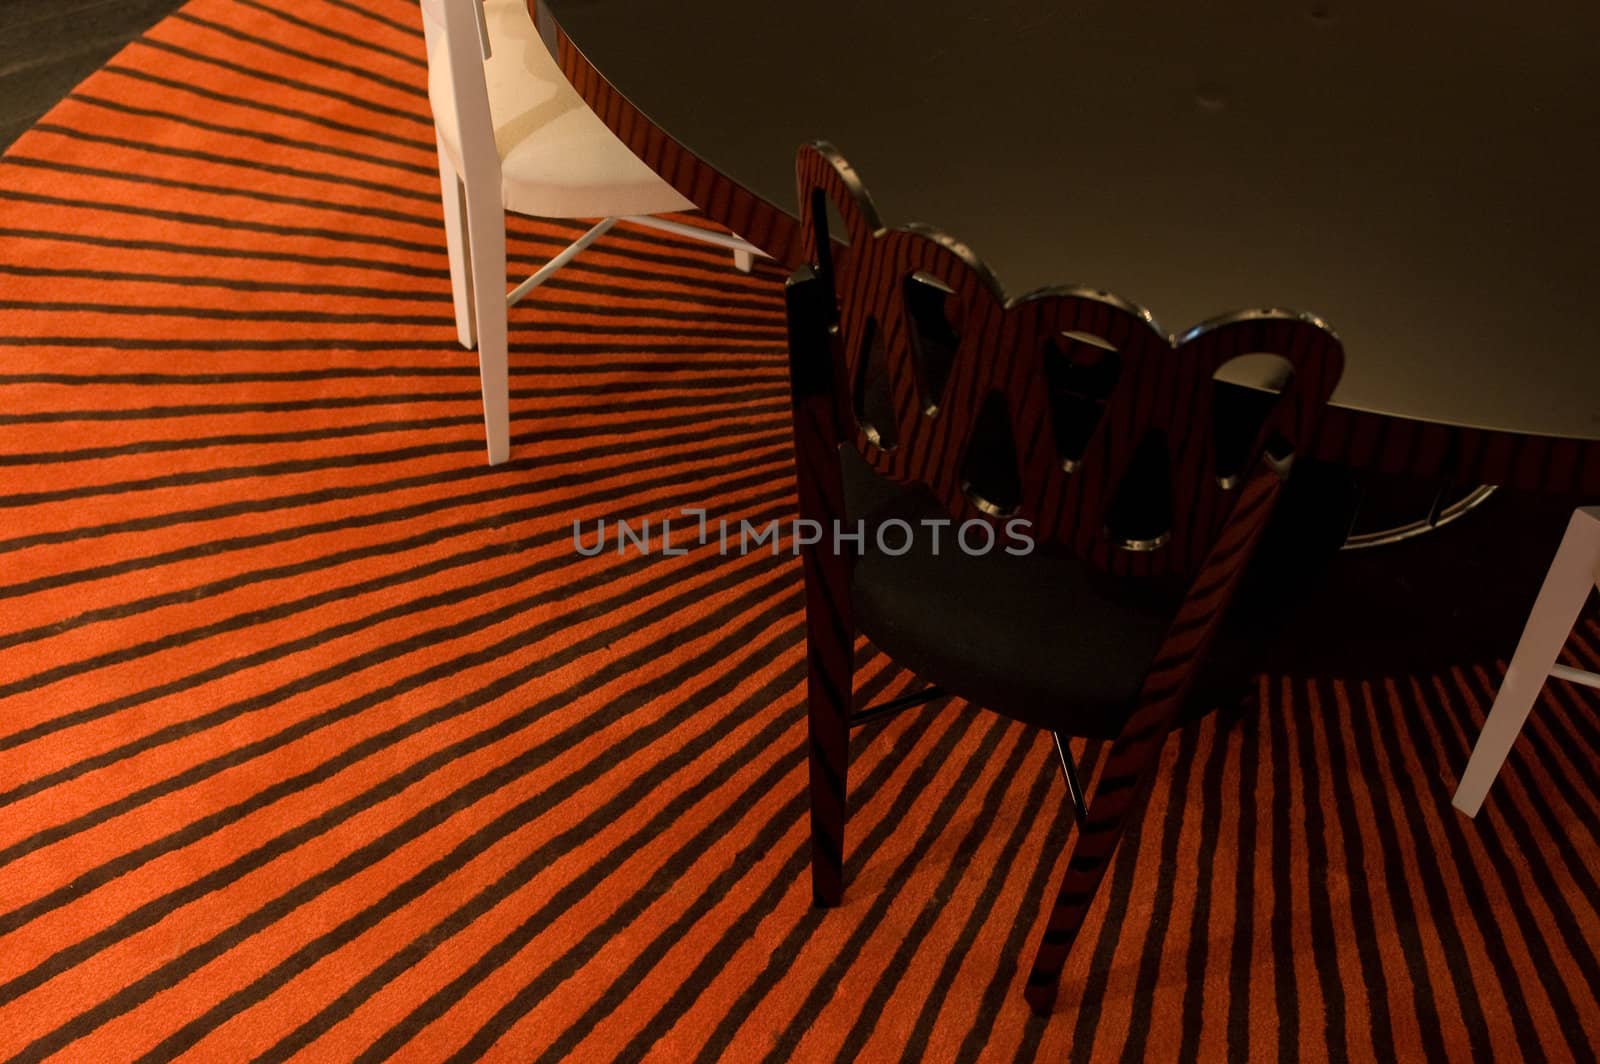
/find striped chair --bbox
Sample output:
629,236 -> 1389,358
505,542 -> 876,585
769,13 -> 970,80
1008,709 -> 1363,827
420,0 -> 762,464
782,142 -> 1345,1015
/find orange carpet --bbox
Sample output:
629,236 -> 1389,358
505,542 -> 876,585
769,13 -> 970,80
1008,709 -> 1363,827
1,0 -> 1598,1059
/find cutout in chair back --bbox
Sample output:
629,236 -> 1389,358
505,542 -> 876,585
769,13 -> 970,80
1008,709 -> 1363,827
1043,330 -> 1122,472
1103,428 -> 1174,551
903,271 -> 961,416
808,188 -> 841,293
960,392 -> 1024,517
1210,352 -> 1295,489
852,316 -> 899,450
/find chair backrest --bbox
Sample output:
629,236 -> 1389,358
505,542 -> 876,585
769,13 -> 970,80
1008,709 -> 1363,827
419,0 -> 502,186
796,141 -> 1345,579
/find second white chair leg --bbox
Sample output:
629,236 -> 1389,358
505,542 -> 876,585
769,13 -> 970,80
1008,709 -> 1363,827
733,248 -> 754,273
436,138 -> 476,351
463,187 -> 510,466
1453,508 -> 1600,816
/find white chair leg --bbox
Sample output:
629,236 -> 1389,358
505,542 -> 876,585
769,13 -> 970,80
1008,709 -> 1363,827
622,214 -> 765,270
1453,508 -> 1600,816
463,188 -> 510,465
436,137 -> 476,351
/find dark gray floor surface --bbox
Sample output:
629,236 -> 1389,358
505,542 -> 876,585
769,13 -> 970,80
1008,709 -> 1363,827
0,0 -> 187,151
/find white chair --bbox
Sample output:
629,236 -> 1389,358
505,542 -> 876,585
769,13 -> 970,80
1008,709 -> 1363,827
1453,506 -> 1600,816
420,0 -> 762,464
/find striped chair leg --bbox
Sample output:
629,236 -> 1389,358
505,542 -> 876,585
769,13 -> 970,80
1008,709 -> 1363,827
1023,725 -> 1165,1015
801,512 -> 854,908
784,269 -> 857,908
1021,457 -> 1291,1012
806,614 -> 853,907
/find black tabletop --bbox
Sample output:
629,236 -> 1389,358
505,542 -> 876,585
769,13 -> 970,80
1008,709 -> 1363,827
539,0 -> 1600,440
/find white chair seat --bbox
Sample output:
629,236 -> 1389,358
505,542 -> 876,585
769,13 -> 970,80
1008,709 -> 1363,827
427,0 -> 692,220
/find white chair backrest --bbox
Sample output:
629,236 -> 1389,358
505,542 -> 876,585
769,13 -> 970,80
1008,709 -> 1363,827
420,0 -> 503,190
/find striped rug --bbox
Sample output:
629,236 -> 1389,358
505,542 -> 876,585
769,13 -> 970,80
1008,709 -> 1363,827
2,0 -> 1598,1059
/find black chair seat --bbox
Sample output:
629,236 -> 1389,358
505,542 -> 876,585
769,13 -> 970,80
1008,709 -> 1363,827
843,449 -> 1206,739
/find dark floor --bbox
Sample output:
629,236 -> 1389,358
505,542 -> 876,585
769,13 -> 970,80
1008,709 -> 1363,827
0,0 -> 187,151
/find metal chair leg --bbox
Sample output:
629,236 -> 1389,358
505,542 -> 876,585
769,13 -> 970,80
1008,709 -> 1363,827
1051,730 -> 1088,824
850,685 -> 946,729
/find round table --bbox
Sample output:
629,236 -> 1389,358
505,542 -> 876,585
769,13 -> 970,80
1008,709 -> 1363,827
531,0 -> 1600,495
